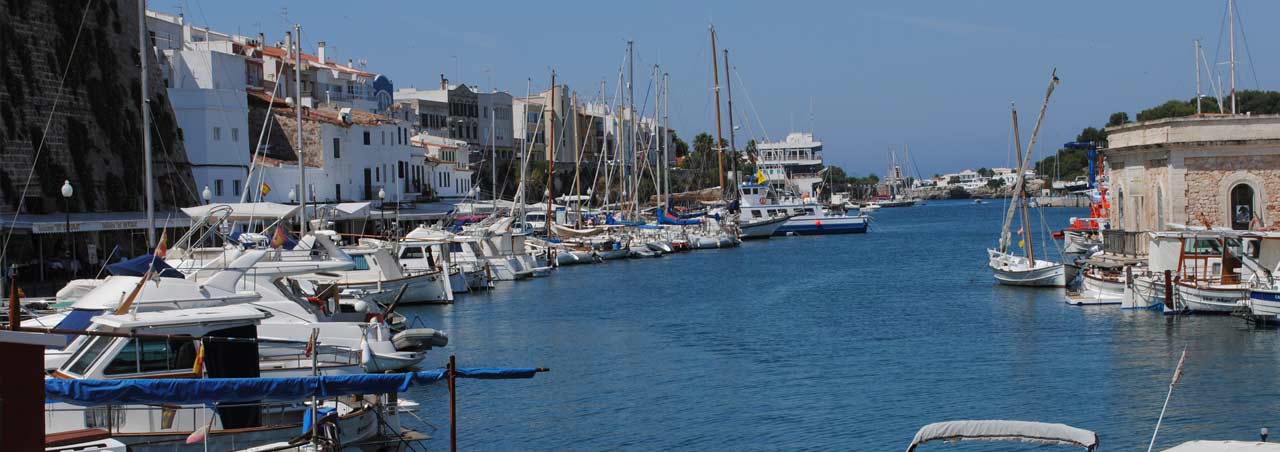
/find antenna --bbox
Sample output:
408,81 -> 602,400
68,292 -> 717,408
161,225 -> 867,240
808,96 -> 814,135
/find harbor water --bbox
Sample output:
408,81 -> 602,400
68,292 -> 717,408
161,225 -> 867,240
402,200 -> 1280,450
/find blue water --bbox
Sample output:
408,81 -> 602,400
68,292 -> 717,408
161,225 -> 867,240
401,200 -> 1280,450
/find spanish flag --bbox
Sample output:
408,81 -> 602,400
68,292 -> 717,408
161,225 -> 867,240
271,224 -> 287,249
191,341 -> 205,375
260,182 -> 271,197
155,230 -> 168,258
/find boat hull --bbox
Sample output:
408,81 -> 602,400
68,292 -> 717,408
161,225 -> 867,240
774,215 -> 868,236
1125,274 -> 1168,309
1079,271 -> 1126,303
739,216 -> 787,239
987,250 -> 1066,287
1247,287 -> 1280,318
341,271 -> 452,304
1175,283 -> 1247,314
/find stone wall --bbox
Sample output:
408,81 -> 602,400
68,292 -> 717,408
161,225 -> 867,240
0,0 -> 195,214
1184,154 -> 1280,229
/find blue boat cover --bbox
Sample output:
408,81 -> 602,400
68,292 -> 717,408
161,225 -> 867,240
656,208 -> 701,226
46,368 -> 540,406
106,254 -> 184,279
52,309 -> 103,344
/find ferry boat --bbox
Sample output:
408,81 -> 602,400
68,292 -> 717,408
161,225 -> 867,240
737,184 -> 868,235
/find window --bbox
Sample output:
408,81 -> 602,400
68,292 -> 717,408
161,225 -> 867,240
752,210 -> 762,218
231,128 -> 240,142
333,138 -> 341,159
215,179 -> 224,196
1231,183 -> 1255,230
376,167 -> 381,182
351,255 -> 370,271
363,131 -> 371,145
65,336 -> 113,375
398,162 -> 406,178
334,184 -> 341,201
400,247 -> 425,259
233,179 -> 241,196
105,337 -> 197,375
381,131 -> 386,145
212,126 -> 221,141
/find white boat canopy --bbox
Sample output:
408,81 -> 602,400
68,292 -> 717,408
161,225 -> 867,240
182,202 -> 300,222
906,420 -> 1098,451
1163,441 -> 1280,451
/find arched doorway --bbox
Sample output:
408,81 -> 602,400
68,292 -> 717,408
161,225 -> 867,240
1231,183 -> 1255,230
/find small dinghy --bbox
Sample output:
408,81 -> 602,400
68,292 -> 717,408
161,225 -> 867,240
392,328 -> 450,352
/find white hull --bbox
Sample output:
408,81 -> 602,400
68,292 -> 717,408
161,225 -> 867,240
1175,283 -> 1248,314
1248,288 -> 1280,318
1123,274 -> 1168,309
341,271 -> 452,304
988,250 -> 1066,287
739,216 -> 787,239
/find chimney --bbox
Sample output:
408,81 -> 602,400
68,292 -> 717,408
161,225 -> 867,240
283,31 -> 292,58
348,58 -> 353,68
257,32 -> 265,47
317,41 -> 327,62
440,74 -> 448,90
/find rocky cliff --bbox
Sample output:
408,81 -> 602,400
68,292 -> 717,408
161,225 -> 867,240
0,0 -> 195,215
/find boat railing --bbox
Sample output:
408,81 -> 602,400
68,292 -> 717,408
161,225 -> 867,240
47,398 -> 334,435
1102,230 -> 1148,257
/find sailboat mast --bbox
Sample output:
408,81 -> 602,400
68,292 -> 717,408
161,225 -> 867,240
662,72 -> 671,210
623,41 -> 633,218
1195,39 -> 1202,115
1000,70 -> 1058,254
139,0 -> 155,247
1229,0 -> 1236,115
709,25 -> 726,198
1011,109 -> 1035,263
546,71 -> 556,235
724,49 -> 739,198
572,92 -> 582,228
294,25 -> 308,234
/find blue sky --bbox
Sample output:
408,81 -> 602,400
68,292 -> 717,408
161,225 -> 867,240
161,0 -> 1280,177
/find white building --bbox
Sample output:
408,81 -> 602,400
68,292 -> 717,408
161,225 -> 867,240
477,91 -> 515,161
412,134 -> 475,200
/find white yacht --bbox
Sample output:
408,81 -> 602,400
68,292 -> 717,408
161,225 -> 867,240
736,184 -> 868,235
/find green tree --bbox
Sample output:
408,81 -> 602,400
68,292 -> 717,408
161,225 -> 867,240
986,178 -> 1006,189
1107,112 -> 1129,127
976,167 -> 994,178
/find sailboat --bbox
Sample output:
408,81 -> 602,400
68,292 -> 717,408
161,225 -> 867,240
988,70 -> 1066,287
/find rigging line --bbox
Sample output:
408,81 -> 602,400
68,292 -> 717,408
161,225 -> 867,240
732,67 -> 772,144
0,0 -> 97,272
1231,0 -> 1262,91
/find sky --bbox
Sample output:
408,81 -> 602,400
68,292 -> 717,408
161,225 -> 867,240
160,0 -> 1280,178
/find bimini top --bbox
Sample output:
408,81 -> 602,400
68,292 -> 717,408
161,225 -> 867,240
90,305 -> 267,329
1163,441 -> 1280,452
906,420 -> 1098,451
182,202 -> 300,221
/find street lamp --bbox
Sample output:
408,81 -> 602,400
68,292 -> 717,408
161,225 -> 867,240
288,187 -> 297,204
60,180 -> 73,277
201,186 -> 212,205
377,188 -> 388,238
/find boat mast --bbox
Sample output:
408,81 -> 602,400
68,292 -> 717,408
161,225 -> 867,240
294,25 -> 308,234
999,70 -> 1058,255
546,71 -> 556,236
1229,0 -> 1236,115
724,49 -> 739,199
1012,108 -> 1035,263
518,78 -> 530,230
709,25 -> 726,198
1195,39 -> 1202,115
139,0 -> 155,247
572,92 -> 582,228
662,72 -> 671,210
623,41 -> 633,219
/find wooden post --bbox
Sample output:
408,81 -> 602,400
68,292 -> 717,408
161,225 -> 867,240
1125,265 -> 1133,288
449,354 -> 457,452
1163,270 -> 1174,310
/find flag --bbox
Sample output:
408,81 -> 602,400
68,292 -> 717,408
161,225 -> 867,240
271,224 -> 287,249
1018,239 -> 1025,248
154,230 -> 168,258
185,425 -> 208,444
755,169 -> 766,184
259,182 -> 271,197
304,328 -> 320,357
191,341 -> 205,375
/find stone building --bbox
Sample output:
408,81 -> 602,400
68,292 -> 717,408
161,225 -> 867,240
1104,114 -> 1280,232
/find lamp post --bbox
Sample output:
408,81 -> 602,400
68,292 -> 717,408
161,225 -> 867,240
202,186 -> 212,205
378,188 -> 387,238
60,180 -> 73,277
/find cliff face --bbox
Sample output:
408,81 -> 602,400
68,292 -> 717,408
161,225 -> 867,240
0,0 -> 195,215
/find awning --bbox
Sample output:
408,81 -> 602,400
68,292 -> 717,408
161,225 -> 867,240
182,203 -> 300,222
906,420 -> 1098,451
46,368 -> 541,406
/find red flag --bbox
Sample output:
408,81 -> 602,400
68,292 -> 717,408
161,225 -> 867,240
155,230 -> 168,258
271,224 -> 287,249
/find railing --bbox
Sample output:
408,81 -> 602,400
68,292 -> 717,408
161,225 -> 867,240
1102,229 -> 1148,257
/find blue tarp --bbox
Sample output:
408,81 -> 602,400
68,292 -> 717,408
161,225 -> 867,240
46,368 -> 540,406
656,208 -> 701,226
53,309 -> 102,344
106,254 -> 184,278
